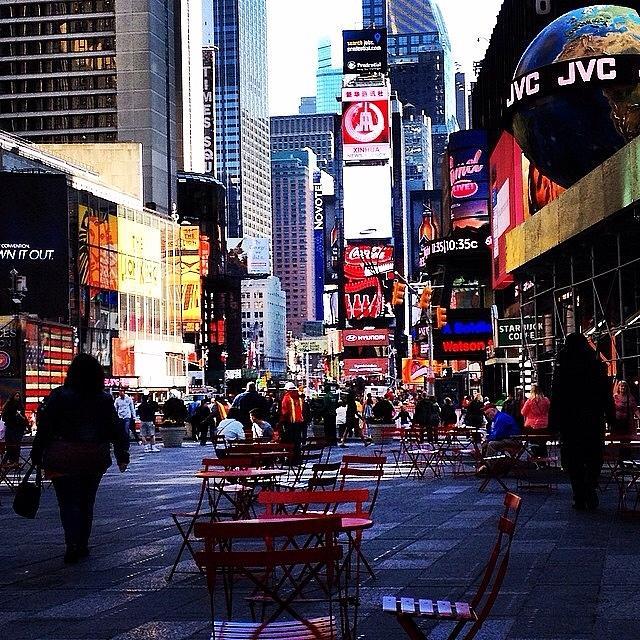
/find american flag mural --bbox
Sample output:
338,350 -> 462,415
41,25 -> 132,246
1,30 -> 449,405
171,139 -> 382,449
24,320 -> 75,415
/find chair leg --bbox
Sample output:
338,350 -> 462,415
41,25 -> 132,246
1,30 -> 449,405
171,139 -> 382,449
395,613 -> 427,639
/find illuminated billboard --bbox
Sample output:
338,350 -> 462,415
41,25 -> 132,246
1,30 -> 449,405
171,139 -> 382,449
342,85 -> 390,161
343,164 -> 393,240
490,131 -> 564,289
344,358 -> 388,378
448,130 -> 490,230
432,309 -> 493,362
0,173 -> 70,322
117,218 -> 162,298
342,28 -> 388,75
401,358 -> 432,385
180,226 -> 201,326
227,237 -> 271,275
78,204 -> 118,291
343,244 -> 394,321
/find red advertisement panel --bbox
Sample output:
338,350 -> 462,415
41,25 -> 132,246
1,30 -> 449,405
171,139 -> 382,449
342,86 -> 390,161
343,328 -> 389,347
343,358 -> 388,378
343,244 -> 394,321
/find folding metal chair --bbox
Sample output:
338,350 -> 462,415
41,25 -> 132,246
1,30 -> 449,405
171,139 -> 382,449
195,516 -> 344,639
383,492 -> 523,640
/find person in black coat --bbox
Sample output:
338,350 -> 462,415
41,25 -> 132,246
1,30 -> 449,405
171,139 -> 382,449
31,354 -> 129,564
231,382 -> 268,429
548,333 -> 615,510
2,391 -> 27,463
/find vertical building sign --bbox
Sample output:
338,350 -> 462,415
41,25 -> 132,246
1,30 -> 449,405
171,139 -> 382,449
203,48 -> 215,175
313,171 -> 324,321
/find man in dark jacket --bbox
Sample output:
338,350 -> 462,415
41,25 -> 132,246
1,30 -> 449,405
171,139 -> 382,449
549,333 -> 615,510
231,382 -> 268,429
372,396 -> 394,423
137,393 -> 160,452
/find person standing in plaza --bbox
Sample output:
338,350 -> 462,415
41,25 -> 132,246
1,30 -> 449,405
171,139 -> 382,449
322,387 -> 338,446
279,382 -> 304,463
114,388 -> 138,443
31,354 -> 129,564
137,392 -> 160,452
521,383 -> 551,457
440,397 -> 458,431
232,382 -> 268,430
612,380 -> 639,436
1,391 -> 27,463
549,332 -> 615,510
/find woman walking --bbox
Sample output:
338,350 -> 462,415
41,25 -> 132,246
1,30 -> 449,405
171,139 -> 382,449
31,354 -> 129,563
2,391 -> 27,464
521,383 -> 551,457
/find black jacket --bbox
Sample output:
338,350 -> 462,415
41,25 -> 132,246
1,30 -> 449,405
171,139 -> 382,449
31,386 -> 129,467
137,399 -> 159,422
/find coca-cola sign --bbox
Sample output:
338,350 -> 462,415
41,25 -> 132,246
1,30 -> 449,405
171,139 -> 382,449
343,329 -> 389,347
343,244 -> 394,321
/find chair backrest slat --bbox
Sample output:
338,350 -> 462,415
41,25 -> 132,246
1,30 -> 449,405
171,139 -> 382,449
339,454 -> 386,516
258,488 -> 369,518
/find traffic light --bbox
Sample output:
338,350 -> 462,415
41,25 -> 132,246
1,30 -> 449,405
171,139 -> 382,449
391,281 -> 407,306
418,286 -> 433,310
435,306 -> 448,329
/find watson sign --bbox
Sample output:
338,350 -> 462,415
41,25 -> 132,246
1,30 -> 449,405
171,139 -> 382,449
433,309 -> 493,361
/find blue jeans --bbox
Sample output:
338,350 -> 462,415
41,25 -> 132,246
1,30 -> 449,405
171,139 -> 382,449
119,417 -> 137,441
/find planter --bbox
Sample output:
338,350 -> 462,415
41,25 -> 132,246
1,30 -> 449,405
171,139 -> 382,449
311,423 -> 325,439
160,423 -> 185,448
368,423 -> 395,445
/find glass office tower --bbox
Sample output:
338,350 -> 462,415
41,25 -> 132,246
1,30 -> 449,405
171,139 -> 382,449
0,0 -> 178,213
210,0 -> 272,239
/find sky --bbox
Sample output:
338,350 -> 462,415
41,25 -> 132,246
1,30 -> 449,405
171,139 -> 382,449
267,0 -> 504,116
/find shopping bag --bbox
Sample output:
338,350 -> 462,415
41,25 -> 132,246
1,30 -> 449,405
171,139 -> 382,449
13,463 -> 42,519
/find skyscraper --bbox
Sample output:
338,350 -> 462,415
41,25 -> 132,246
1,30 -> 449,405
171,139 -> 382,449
316,39 -> 342,115
210,0 -> 272,239
0,0 -> 178,213
363,0 -> 445,33
271,150 -> 317,336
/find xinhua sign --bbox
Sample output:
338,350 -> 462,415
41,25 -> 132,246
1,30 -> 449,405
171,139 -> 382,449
496,317 -> 543,348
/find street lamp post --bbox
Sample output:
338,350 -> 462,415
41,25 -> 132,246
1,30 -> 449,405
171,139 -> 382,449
9,269 -> 27,314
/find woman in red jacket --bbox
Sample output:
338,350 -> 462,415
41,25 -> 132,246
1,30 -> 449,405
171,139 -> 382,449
521,383 -> 551,457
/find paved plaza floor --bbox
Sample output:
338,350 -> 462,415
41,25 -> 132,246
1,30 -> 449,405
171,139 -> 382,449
1,440 -> 639,640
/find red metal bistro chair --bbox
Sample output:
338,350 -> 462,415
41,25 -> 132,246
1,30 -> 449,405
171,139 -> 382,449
383,492 -> 523,640
194,516 -> 344,639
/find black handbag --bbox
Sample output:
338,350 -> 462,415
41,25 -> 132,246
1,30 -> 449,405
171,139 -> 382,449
13,463 -> 42,519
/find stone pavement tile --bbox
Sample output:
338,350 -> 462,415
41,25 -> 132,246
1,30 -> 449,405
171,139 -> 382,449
602,554 -> 640,585
597,587 -> 640,619
510,584 -> 600,637
595,618 -> 640,640
376,550 -> 446,570
110,621 -> 209,640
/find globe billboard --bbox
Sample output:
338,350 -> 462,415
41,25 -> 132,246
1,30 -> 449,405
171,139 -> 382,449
507,5 -> 640,188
